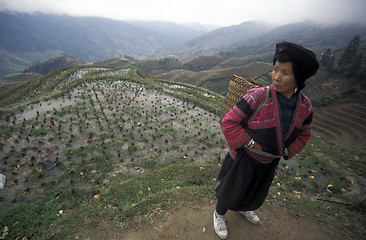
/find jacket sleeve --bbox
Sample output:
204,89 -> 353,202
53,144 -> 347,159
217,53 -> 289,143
221,88 -> 263,151
285,108 -> 313,160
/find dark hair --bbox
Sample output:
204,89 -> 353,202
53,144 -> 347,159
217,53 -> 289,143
273,47 -> 291,64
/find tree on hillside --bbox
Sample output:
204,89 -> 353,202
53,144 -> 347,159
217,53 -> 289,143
138,57 -> 181,74
337,36 -> 363,78
320,48 -> 336,72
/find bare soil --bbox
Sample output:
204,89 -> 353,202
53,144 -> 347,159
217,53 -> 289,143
74,201 -> 342,240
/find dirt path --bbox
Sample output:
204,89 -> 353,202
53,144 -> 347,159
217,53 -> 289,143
79,202 -> 342,240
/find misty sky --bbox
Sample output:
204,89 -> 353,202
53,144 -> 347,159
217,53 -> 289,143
0,0 -> 365,26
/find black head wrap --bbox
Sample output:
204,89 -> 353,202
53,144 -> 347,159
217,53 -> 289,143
273,41 -> 319,92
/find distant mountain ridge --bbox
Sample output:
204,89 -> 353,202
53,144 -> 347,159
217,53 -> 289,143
126,20 -> 209,42
0,13 -> 169,59
1,11 -> 366,77
151,21 -> 277,61
0,12 -> 207,76
153,22 -> 366,61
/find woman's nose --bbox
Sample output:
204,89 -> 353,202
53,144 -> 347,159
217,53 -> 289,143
273,72 -> 281,81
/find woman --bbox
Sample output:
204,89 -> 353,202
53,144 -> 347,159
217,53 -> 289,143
213,41 -> 319,239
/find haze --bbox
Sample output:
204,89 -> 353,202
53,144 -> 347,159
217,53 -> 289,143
0,0 -> 365,26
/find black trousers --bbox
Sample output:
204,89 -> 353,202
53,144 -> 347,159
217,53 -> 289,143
216,200 -> 228,215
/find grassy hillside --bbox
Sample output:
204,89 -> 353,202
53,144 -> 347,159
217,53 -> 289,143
138,57 -> 181,75
92,56 -> 138,67
0,65 -> 365,239
0,72 -> 43,87
211,53 -> 274,70
156,62 -> 272,93
22,55 -> 86,75
181,55 -> 225,71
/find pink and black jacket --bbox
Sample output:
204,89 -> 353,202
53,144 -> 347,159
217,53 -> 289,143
221,84 -> 313,163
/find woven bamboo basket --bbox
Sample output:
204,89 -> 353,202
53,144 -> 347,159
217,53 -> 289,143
219,75 -> 262,121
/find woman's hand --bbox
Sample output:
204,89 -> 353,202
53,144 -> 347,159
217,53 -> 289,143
246,139 -> 267,151
252,141 -> 264,151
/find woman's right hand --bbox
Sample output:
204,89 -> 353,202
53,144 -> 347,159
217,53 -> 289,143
246,138 -> 265,151
252,141 -> 264,151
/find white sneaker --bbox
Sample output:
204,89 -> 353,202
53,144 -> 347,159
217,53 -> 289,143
213,211 -> 228,239
238,211 -> 260,224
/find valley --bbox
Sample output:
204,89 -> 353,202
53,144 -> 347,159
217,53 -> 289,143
0,65 -> 365,239
0,12 -> 365,239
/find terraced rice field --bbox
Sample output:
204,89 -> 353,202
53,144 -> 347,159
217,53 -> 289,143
0,72 -> 43,87
0,67 -> 227,200
312,94 -> 366,149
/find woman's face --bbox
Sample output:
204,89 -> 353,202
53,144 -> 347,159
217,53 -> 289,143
272,61 -> 297,99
